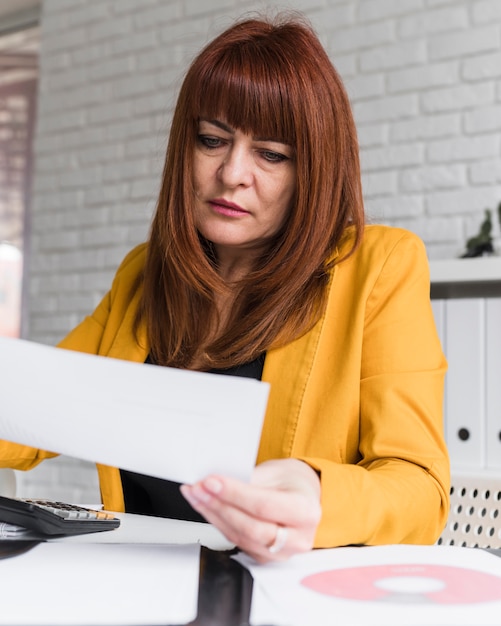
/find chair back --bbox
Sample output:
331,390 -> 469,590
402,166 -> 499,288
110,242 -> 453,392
437,473 -> 501,548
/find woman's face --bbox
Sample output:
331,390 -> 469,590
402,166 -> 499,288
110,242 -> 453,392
193,118 -> 297,267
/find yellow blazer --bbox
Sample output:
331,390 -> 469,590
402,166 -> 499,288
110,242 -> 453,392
0,225 -> 450,547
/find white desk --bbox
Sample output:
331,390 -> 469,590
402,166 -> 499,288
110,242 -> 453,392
50,509 -> 234,550
0,513 -> 236,626
4,515 -> 501,626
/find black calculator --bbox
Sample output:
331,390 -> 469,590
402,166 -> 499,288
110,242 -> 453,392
0,495 -> 120,537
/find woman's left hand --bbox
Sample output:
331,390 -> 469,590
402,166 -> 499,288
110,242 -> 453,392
180,459 -> 321,563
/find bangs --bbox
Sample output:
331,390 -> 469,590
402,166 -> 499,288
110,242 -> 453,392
189,43 -> 298,146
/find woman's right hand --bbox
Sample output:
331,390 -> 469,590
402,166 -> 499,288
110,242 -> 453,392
180,458 -> 322,563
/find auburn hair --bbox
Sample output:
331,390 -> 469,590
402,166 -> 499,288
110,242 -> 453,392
137,13 -> 365,369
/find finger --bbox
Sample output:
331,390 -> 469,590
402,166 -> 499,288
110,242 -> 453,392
186,474 -> 320,528
180,481 -> 267,546
185,493 -> 295,563
181,484 -> 314,562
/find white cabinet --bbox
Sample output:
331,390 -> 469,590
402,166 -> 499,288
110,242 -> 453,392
430,258 -> 501,471
486,298 -> 501,470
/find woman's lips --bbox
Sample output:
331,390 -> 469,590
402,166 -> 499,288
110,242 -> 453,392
209,198 -> 249,217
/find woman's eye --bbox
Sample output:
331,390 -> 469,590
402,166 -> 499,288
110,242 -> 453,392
260,150 -> 288,163
198,135 -> 224,149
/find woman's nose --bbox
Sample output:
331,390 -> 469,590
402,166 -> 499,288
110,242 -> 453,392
218,147 -> 254,188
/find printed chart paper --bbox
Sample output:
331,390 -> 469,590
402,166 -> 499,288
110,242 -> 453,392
0,337 -> 269,484
235,544 -> 501,625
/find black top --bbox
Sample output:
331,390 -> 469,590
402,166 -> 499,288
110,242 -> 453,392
119,354 -> 265,522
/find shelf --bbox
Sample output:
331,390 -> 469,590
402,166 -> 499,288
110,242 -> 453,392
429,256 -> 501,284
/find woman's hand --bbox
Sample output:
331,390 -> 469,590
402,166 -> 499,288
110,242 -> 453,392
180,459 -> 321,563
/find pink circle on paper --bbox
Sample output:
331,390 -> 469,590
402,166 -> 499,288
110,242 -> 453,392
301,564 -> 501,604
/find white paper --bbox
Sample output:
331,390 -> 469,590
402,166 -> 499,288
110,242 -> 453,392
0,542 -> 200,625
0,337 -> 269,483
236,544 -> 501,625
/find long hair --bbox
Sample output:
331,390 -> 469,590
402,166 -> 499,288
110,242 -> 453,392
137,14 -> 365,369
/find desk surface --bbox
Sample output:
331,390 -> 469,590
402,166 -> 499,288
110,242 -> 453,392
0,545 -> 249,626
71,511 -> 247,625
55,511 -> 245,626
1,512 -> 247,626
51,508 -> 235,551
3,514 -> 501,626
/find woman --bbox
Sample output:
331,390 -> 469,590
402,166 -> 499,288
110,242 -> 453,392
0,14 -> 449,563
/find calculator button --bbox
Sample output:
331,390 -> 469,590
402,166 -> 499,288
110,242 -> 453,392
24,499 -> 114,521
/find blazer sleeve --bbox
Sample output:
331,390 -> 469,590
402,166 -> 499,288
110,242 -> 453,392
303,232 -> 450,547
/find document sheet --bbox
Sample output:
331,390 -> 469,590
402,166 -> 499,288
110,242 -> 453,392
0,337 -> 269,484
0,542 -> 200,625
236,544 -> 501,625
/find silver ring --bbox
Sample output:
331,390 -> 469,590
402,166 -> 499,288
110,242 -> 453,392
268,525 -> 288,554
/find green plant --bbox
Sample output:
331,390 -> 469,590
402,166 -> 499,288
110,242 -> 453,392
461,208 -> 494,258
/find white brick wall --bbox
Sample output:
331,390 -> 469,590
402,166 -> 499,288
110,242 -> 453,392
12,0 -> 501,501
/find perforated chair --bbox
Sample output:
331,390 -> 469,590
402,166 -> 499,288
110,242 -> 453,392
437,473 -> 501,548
